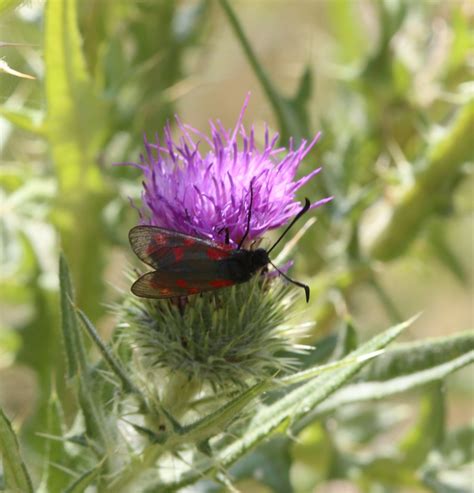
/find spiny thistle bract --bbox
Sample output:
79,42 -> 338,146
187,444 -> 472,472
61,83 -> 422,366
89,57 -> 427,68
118,277 -> 304,392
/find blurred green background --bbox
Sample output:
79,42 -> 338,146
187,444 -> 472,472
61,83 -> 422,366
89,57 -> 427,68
1,0 -> 472,492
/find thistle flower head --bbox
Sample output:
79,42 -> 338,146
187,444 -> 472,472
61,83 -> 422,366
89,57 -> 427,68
121,96 -> 331,403
129,95 -> 331,247
119,277 -> 305,392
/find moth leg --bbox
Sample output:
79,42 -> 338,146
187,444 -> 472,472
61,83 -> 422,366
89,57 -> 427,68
237,180 -> 254,249
217,226 -> 231,245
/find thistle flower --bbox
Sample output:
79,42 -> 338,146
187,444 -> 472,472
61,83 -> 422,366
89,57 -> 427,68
129,94 -> 331,247
120,95 -> 330,408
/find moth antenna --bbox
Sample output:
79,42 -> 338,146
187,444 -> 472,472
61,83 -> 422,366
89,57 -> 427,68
267,198 -> 310,255
268,260 -> 310,303
238,179 -> 255,249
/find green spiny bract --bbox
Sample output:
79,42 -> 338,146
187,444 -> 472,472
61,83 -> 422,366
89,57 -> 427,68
117,277 -> 306,405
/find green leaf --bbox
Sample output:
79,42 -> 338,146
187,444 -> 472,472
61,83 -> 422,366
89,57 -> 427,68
58,254 -> 112,457
288,65 -> 313,139
398,384 -> 445,467
0,408 -> 33,493
75,306 -> 138,395
64,461 -> 104,493
280,350 -> 383,387
148,317 -> 415,491
0,108 -> 45,135
307,351 -> 474,421
357,331 -> 474,382
230,437 -> 293,493
38,393 -> 71,493
168,380 -> 269,447
166,352 -> 384,450
233,318 -> 413,453
59,253 -> 84,379
293,65 -> 312,108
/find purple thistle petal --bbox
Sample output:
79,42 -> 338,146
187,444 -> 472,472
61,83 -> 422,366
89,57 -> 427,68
126,96 -> 330,246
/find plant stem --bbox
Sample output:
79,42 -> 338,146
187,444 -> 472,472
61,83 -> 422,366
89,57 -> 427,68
370,100 -> 474,260
219,0 -> 299,142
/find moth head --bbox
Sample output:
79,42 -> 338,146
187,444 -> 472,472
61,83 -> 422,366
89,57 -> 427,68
252,248 -> 270,270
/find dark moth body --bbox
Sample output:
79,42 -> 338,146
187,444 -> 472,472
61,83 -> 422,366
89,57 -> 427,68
129,225 -> 270,299
224,248 -> 270,282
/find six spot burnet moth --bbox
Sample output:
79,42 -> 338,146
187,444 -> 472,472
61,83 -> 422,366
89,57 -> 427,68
129,187 -> 312,302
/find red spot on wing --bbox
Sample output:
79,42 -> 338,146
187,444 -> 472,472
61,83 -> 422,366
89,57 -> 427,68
183,237 -> 196,246
206,247 -> 231,260
146,233 -> 169,256
176,279 -> 188,288
209,279 -> 235,288
146,244 -> 157,256
154,233 -> 167,245
146,243 -> 160,256
173,247 -> 185,261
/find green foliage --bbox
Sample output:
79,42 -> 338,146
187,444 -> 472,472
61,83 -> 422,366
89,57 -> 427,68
309,349 -> 473,419
1,0 -> 472,492
219,0 -> 312,143
38,394 -> 71,493
230,436 -> 293,493
44,0 -> 108,193
370,100 -> 474,261
357,330 -> 474,381
0,408 -> 33,493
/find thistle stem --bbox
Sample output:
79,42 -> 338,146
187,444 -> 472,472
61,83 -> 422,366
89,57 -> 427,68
369,101 -> 474,260
160,371 -> 200,420
219,0 -> 297,141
